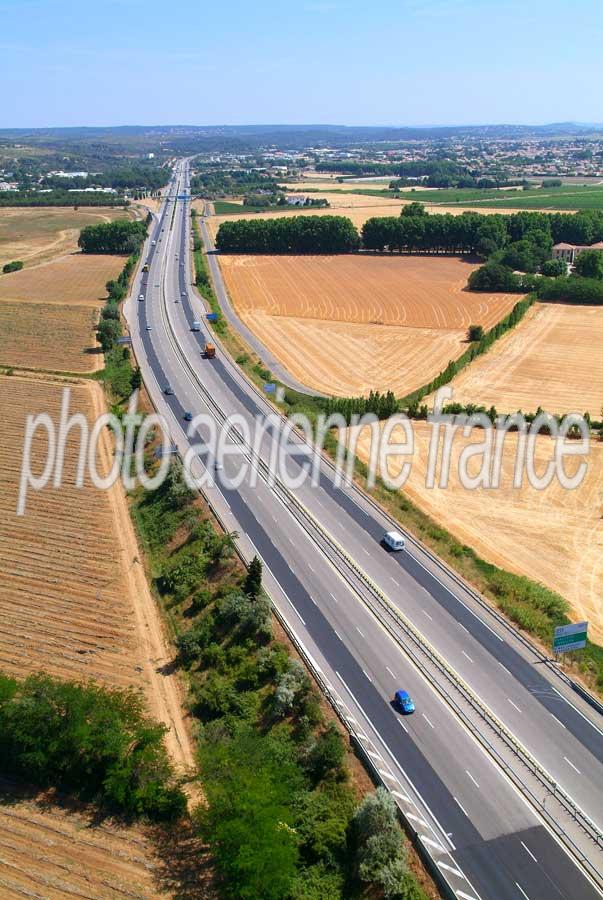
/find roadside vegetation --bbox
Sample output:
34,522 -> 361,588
79,218 -> 148,254
128,437 -> 429,900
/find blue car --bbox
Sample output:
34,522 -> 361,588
395,690 -> 415,714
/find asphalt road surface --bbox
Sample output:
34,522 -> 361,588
124,161 -> 603,900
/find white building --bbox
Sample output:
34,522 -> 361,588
285,195 -> 307,206
552,241 -> 603,263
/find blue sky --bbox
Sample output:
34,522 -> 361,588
1,0 -> 601,128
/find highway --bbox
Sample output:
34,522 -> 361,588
125,160 -> 603,900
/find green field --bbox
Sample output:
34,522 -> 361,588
304,184 -> 603,211
213,200 -> 275,214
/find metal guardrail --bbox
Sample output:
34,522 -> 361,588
195,210 -> 603,721
148,183 -> 603,894
166,339 -> 603,890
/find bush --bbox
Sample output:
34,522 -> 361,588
541,258 -> 567,277
0,672 -> 186,820
467,324 -> 484,341
2,260 -> 23,274
537,275 -> 603,305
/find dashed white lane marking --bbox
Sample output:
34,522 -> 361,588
457,893 -> 479,900
310,596 -> 317,605
334,629 -> 343,641
465,770 -> 480,789
458,622 -> 469,633
329,591 -> 338,603
308,562 -> 315,572
421,835 -> 446,852
363,668 -> 373,683
507,698 -> 522,713
521,841 -> 537,862
498,661 -> 511,675
386,666 -> 396,678
379,769 -> 398,782
398,719 -> 409,733
438,861 -> 464,878
423,610 -> 433,621
551,713 -> 566,729
392,790 -> 411,802
515,883 -> 530,900
563,756 -> 581,775
454,796 -> 469,817
356,626 -> 365,638
462,650 -> 474,663
390,576 -> 399,586
422,713 -> 435,729
367,750 -> 381,761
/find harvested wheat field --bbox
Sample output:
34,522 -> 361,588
352,421 -> 603,642
0,252 -> 124,306
446,302 -> 603,415
0,301 -> 101,372
0,206 -> 131,270
243,312 -> 465,396
0,780 -> 182,900
0,375 -> 196,776
220,254 -> 520,396
0,376 -> 146,687
220,254 -> 519,328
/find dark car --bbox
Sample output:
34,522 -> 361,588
183,411 -> 193,421
163,385 -> 174,395
394,690 -> 415,714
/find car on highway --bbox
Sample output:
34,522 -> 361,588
191,320 -> 201,331
181,290 -> 186,296
394,690 -> 415,714
183,411 -> 193,421
163,385 -> 174,395
383,530 -> 405,551
138,294 -> 144,301
145,324 -> 151,331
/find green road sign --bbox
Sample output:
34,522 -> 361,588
553,622 -> 588,654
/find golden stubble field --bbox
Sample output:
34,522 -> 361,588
0,778 -> 177,900
0,252 -> 125,372
219,253 -> 520,396
0,376 -> 146,687
351,421 -> 603,642
0,301 -> 101,372
442,302 -> 603,416
0,252 -> 124,306
0,206 -> 132,270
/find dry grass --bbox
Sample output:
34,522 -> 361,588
0,376 -> 146,687
220,254 -> 518,329
0,253 -> 124,307
0,301 -> 101,372
446,302 -> 603,415
243,312 -> 465,396
0,780 -> 178,900
352,421 -> 603,642
0,207 -> 132,270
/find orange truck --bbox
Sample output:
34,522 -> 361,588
204,343 -> 216,359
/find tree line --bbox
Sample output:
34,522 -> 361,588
0,190 -> 126,207
216,215 -> 361,253
79,218 -> 147,254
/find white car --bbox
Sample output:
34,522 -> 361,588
383,531 -> 405,551
138,294 -> 144,301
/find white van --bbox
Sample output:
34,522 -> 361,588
191,320 -> 201,332
383,531 -> 405,551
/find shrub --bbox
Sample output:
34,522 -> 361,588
0,672 -> 186,820
2,260 -> 23,274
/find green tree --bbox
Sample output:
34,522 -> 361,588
467,324 -> 484,341
197,727 -> 303,899
244,555 -> 263,598
541,258 -> 567,277
96,318 -> 121,352
2,260 -> 24,274
574,249 -> 603,280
